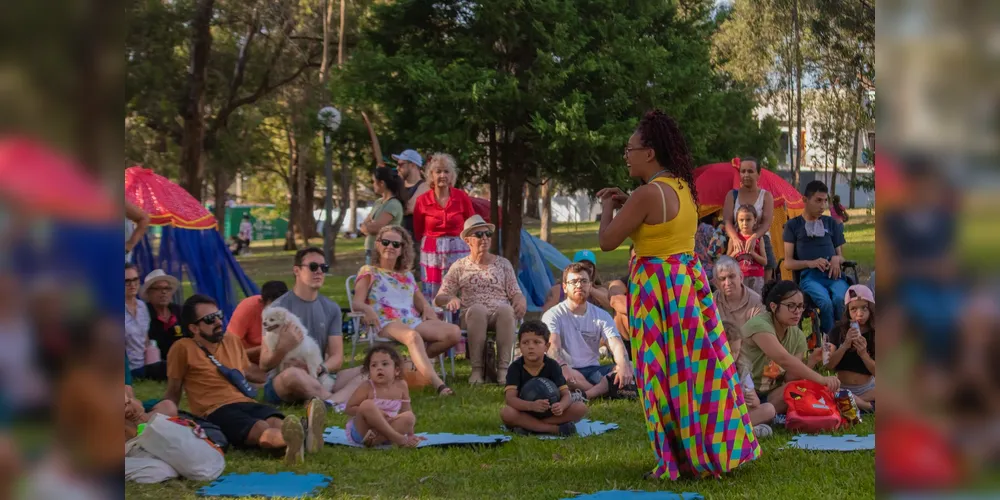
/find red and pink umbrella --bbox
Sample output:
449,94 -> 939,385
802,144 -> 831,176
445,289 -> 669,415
125,166 -> 217,229
0,138 -> 116,222
693,158 -> 806,218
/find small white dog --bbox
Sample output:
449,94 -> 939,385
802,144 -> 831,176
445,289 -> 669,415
261,306 -> 328,388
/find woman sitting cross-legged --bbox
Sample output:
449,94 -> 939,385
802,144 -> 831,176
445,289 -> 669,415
740,280 -> 841,413
353,225 -> 462,396
434,215 -> 527,384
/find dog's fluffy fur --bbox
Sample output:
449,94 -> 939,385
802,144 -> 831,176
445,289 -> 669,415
262,306 -> 325,383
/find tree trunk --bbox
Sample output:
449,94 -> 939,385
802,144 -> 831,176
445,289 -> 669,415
830,132 -> 840,198
338,0 -> 346,67
284,130 -> 300,251
500,143 -> 527,270
540,178 -> 553,242
347,183 -> 359,233
848,85 -> 863,208
179,0 -> 216,200
212,166 -> 231,238
302,172 -> 319,239
488,124 -> 501,255
327,152 -> 351,266
524,167 -> 540,220
296,159 -> 310,248
792,0 -> 803,189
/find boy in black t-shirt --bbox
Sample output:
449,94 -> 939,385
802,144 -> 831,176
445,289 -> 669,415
501,321 -> 587,436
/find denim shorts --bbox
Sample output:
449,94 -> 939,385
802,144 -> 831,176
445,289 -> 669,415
577,364 -> 615,385
263,377 -> 283,405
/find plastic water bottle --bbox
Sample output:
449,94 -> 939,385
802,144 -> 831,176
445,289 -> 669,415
821,333 -> 830,366
145,340 -> 161,365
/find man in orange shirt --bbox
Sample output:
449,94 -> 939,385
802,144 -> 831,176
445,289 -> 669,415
163,294 -> 326,463
228,281 -> 289,365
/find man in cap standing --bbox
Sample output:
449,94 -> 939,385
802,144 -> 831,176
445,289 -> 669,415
392,149 -> 428,240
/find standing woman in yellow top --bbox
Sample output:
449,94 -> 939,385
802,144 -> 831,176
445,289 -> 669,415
597,110 -> 759,480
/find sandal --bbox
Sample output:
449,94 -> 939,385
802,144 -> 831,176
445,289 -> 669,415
436,383 -> 454,396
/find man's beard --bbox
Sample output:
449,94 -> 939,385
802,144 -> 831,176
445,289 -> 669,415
203,328 -> 225,343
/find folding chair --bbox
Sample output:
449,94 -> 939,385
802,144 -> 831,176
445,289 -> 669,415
444,309 -> 520,380
345,275 -> 451,381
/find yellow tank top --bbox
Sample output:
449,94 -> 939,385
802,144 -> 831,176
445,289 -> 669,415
630,177 -> 697,258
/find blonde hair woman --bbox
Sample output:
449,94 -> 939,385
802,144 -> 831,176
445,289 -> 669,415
352,225 -> 462,396
412,153 -> 476,299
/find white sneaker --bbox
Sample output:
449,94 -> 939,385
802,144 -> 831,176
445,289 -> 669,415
753,424 -> 773,439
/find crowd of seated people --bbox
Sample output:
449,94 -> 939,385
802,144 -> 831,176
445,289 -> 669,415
119,162 -> 880,489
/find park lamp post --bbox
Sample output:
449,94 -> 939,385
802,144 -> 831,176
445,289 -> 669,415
318,106 -> 342,267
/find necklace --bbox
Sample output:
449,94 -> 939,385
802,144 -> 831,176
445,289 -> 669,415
646,169 -> 669,184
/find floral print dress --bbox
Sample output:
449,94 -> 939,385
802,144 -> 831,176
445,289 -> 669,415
358,265 -> 423,329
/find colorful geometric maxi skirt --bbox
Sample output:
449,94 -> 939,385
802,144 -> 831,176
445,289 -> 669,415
628,252 -> 760,480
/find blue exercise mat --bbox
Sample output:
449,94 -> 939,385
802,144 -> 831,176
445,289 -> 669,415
197,472 -> 331,498
503,419 -> 619,439
563,491 -> 704,500
323,427 -> 511,449
786,434 -> 875,451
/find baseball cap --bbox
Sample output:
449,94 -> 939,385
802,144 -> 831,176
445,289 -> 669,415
391,149 -> 424,168
573,250 -> 597,265
844,284 -> 874,305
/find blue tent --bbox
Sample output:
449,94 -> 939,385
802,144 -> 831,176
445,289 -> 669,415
515,230 -> 571,312
132,227 -> 258,321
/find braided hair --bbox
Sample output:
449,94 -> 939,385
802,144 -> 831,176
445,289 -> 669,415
636,110 -> 699,206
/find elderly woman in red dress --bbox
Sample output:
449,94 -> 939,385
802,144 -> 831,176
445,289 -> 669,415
413,153 -> 476,299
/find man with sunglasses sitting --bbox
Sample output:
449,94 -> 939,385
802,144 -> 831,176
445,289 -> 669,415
164,295 -> 313,461
263,248 -> 365,406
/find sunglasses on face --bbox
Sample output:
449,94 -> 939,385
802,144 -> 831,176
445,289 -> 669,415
196,310 -> 224,325
148,286 -> 173,293
380,239 -> 404,248
301,262 -> 330,273
472,231 -> 493,239
125,278 -> 140,285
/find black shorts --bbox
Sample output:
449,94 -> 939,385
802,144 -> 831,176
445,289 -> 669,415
205,402 -> 284,448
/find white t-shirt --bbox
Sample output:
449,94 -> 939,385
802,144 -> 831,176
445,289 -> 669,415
239,220 -> 253,240
542,301 -> 620,369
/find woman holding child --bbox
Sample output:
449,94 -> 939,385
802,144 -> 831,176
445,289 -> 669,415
597,110 -> 759,480
353,225 -> 462,396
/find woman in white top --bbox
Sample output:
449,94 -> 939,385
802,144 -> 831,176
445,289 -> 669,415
722,157 -> 776,273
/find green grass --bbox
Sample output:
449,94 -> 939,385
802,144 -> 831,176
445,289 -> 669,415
129,220 -> 876,499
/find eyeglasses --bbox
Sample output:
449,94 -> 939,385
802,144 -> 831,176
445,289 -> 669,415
300,262 -> 330,273
624,145 -> 651,155
565,278 -> 591,287
780,302 -> 805,313
472,231 -> 493,239
380,239 -> 404,248
148,286 -> 173,293
196,310 -> 224,325
125,278 -> 140,285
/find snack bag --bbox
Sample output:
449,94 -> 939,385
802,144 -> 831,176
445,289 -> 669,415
835,389 -> 863,425
759,361 -> 783,392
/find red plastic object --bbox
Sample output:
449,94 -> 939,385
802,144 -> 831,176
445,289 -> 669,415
783,380 -> 844,432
